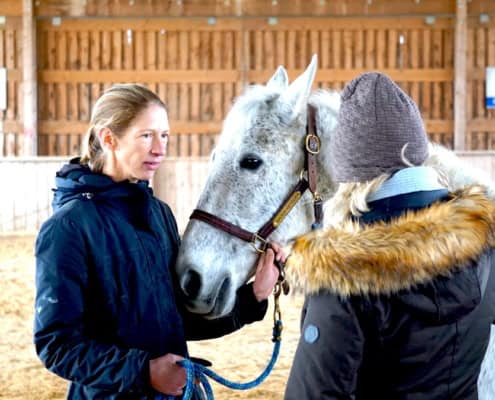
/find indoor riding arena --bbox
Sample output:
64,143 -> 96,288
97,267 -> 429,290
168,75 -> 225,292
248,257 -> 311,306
2,0 -> 495,399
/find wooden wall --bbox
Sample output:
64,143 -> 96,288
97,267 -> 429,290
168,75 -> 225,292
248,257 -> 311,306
1,0 -> 495,156
34,16 -> 458,155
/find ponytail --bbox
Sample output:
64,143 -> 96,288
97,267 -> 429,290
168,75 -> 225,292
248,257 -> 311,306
80,126 -> 105,173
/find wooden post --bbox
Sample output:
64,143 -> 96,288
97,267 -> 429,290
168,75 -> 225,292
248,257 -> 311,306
454,0 -> 467,151
22,0 -> 37,155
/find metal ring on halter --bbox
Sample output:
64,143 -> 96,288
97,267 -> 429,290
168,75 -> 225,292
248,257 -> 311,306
251,233 -> 268,253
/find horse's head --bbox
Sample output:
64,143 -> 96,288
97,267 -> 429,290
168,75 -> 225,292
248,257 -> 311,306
175,55 -> 339,318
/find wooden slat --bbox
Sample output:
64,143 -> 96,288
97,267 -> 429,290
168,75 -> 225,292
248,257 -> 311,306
455,0 -> 467,150
38,121 -> 222,135
424,119 -> 454,133
39,69 -> 240,83
366,28 -> 376,69
248,68 -> 453,83
37,18 -> 244,32
343,30 -> 352,69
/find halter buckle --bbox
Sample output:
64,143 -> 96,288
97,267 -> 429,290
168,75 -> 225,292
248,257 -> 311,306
251,233 -> 268,253
305,134 -> 320,155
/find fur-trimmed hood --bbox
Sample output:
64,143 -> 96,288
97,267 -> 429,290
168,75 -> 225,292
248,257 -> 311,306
286,186 -> 495,296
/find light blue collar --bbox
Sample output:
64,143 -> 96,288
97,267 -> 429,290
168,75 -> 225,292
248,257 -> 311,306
367,166 -> 444,202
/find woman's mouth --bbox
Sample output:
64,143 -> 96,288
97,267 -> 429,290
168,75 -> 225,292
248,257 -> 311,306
144,161 -> 161,170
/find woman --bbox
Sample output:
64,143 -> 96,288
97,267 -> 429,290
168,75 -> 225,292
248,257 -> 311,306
34,83 -> 282,399
284,72 -> 495,399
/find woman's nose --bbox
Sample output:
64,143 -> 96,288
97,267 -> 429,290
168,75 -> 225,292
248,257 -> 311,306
151,135 -> 166,155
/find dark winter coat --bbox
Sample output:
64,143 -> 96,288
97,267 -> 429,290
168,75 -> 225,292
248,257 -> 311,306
34,159 -> 267,399
285,186 -> 495,400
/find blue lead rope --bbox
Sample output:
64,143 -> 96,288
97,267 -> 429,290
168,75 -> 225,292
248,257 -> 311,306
156,319 -> 283,400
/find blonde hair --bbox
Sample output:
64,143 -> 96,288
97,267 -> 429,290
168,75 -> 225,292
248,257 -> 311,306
80,84 -> 166,173
323,174 -> 390,227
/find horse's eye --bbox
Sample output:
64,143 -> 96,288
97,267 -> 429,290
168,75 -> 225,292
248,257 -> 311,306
240,156 -> 263,170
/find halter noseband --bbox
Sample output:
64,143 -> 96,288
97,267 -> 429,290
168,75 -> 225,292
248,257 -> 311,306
189,104 -> 322,253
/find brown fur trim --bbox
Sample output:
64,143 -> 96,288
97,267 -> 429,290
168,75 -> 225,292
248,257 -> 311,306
286,186 -> 495,296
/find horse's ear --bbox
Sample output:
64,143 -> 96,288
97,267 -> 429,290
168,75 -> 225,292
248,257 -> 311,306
266,65 -> 289,90
280,54 -> 317,121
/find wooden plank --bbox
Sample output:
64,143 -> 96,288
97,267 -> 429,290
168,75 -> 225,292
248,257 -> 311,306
254,30 -> 262,70
190,30 -> 201,123
248,68 -> 453,83
223,30 -> 234,117
409,29 -> 419,105
146,30 -> 156,70
424,119 -> 454,133
444,25 -> 454,146
321,30 -> 330,69
5,26 -> 15,121
333,30 -> 341,68
240,18 -> 454,32
432,29 -> 443,120
135,29 -> 145,70
299,30 -> 308,68
287,30 -> 296,69
264,30 -> 275,70
0,0 -> 22,16
387,29 -> 397,68
101,30 -> 111,69
454,0 -> 467,150
38,120 -> 223,135
310,30 -> 319,61
343,30 -> 352,69
38,18 -> 244,32
39,69 -> 240,83
123,28 -> 133,69
0,29 -> 4,67
421,29 -> 432,121
366,28 -> 376,69
475,27 -> 487,149
179,31 -> 189,155
21,0 -> 36,155
112,30 -> 122,69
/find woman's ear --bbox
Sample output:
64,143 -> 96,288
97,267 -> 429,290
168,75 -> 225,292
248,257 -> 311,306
96,127 -> 116,151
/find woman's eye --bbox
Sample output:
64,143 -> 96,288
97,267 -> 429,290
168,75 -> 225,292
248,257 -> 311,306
240,156 -> 263,170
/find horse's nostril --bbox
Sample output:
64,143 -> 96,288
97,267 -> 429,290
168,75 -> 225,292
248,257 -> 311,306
182,269 -> 202,300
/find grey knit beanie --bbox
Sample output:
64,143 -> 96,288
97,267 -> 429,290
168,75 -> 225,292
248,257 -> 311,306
330,72 -> 428,183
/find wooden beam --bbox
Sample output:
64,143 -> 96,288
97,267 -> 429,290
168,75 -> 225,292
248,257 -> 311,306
454,0 -> 467,151
249,69 -> 454,83
22,0 -> 37,155
0,0 -> 22,16
38,69 -> 240,83
38,121 -> 222,135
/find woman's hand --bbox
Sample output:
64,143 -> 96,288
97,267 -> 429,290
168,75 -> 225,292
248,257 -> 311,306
149,353 -> 187,396
252,243 -> 287,302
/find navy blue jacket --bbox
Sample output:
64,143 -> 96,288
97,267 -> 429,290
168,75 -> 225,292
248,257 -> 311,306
34,159 -> 267,399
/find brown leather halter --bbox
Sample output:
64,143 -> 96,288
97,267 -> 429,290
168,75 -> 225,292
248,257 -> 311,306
189,105 -> 323,254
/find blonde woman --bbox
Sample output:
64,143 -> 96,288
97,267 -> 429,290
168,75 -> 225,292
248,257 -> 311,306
34,84 -> 281,399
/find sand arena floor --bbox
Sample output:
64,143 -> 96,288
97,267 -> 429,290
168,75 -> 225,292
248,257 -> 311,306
0,235 -> 303,400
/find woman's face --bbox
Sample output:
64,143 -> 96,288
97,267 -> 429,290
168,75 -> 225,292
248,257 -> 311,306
108,104 -> 169,182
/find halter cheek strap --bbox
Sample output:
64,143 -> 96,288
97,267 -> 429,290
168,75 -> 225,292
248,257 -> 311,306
189,104 -> 322,251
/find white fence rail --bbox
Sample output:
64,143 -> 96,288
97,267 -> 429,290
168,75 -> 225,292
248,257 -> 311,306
1,153 -> 495,235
